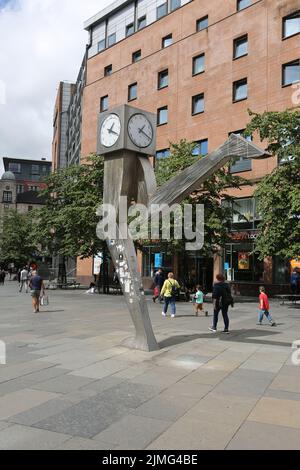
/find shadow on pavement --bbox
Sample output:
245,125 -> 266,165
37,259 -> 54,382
159,328 -> 292,349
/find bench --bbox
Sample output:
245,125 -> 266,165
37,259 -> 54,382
274,295 -> 300,305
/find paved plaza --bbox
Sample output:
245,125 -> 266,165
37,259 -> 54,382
0,282 -> 300,450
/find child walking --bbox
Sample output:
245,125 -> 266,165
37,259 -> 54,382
194,285 -> 208,317
258,286 -> 276,326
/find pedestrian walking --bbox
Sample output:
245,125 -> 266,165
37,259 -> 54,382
153,268 -> 164,303
19,267 -> 29,293
209,274 -> 234,334
257,286 -> 276,326
0,269 -> 5,286
194,285 -> 208,317
160,272 -> 180,318
290,270 -> 300,295
29,271 -> 45,313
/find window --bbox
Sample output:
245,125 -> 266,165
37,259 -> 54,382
132,49 -> 141,63
233,78 -> 248,102
104,65 -> 112,76
8,162 -> 21,173
192,93 -> 205,115
283,11 -> 300,39
29,186 -> 39,191
196,15 -> 208,32
3,191 -> 12,202
162,34 -> 173,48
237,0 -> 251,11
157,2 -> 167,19
98,39 -> 106,52
31,164 -> 40,175
229,130 -> 252,173
157,106 -> 168,125
100,95 -> 109,112
232,198 -> 256,225
126,22 -> 134,37
108,33 -> 116,47
156,149 -> 170,159
138,15 -> 146,30
192,139 -> 208,156
282,60 -> 300,86
233,35 -> 248,59
128,83 -> 137,101
17,184 -> 24,194
193,54 -> 205,75
158,69 -> 169,89
171,0 -> 181,11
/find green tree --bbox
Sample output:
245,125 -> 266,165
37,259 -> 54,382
33,155 -> 105,260
150,139 -> 243,256
246,110 -> 300,259
0,210 -> 36,267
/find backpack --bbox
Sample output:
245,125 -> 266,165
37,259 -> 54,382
169,280 -> 179,297
220,285 -> 234,307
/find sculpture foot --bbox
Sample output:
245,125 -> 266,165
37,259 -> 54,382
122,336 -> 160,352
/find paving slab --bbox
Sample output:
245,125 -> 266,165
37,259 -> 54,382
93,414 -> 172,450
248,397 -> 300,429
56,437 -> 115,450
0,389 -> 60,420
227,421 -> 300,450
8,398 -> 74,426
30,374 -> 94,394
132,394 -> 199,422
213,369 -> 275,398
0,424 -> 71,450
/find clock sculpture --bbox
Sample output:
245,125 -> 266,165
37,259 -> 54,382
97,104 -> 267,352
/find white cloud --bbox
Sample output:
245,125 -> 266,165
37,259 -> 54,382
0,0 -> 114,174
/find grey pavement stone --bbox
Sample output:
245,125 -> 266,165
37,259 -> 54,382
227,421 -> 300,450
93,414 -> 172,450
8,398 -> 74,426
248,397 -> 300,429
0,424 -> 71,450
81,375 -> 126,393
70,358 -> 134,380
56,437 -> 115,450
264,389 -> 300,402
132,394 -> 199,422
0,422 -> 12,432
30,374 -> 95,394
214,369 -> 275,398
0,389 -> 60,420
34,381 -> 160,439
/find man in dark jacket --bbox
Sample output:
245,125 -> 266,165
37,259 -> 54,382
153,269 -> 164,303
209,274 -> 233,334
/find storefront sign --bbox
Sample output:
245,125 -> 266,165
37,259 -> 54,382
154,253 -> 163,268
230,231 -> 259,242
238,252 -> 250,270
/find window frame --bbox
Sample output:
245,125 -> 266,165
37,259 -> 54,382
100,95 -> 109,112
107,33 -> 116,48
162,34 -> 173,48
196,15 -> 209,32
3,191 -> 12,203
233,78 -> 248,103
192,139 -> 208,156
138,15 -> 146,30
128,82 -> 138,102
126,22 -> 135,37
157,106 -> 168,126
192,53 -> 205,76
157,2 -> 168,20
104,64 -> 112,77
282,10 -> 300,39
192,93 -> 205,116
237,0 -> 251,12
132,49 -> 142,63
282,59 -> 300,87
233,34 -> 248,60
158,69 -> 169,90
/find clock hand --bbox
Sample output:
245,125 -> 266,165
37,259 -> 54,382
108,128 -> 118,135
138,127 -> 151,140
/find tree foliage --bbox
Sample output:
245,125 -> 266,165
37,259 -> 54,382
33,155 -> 105,259
246,110 -> 300,259
0,210 -> 36,266
152,139 -> 244,256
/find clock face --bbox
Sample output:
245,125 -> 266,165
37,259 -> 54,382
127,113 -> 153,149
100,114 -> 121,148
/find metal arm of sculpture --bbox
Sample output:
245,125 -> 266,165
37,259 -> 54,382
103,134 -> 267,351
